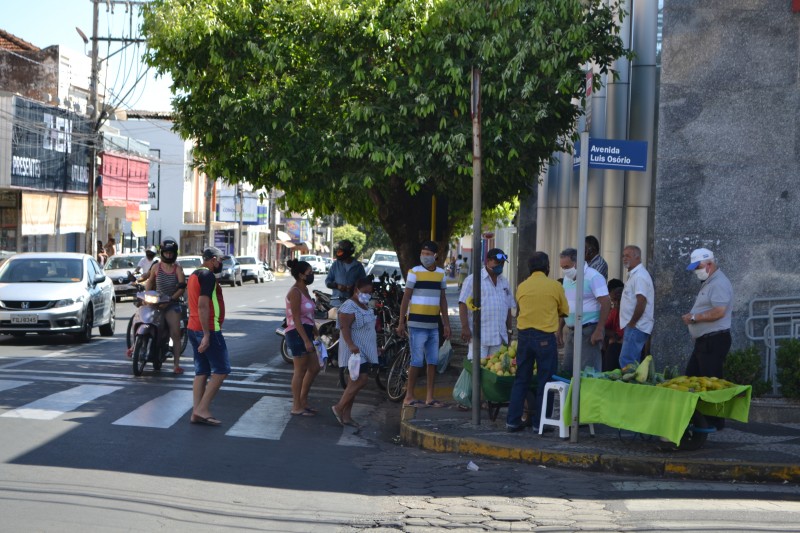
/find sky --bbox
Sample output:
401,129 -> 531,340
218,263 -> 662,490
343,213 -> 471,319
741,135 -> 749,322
2,0 -> 173,112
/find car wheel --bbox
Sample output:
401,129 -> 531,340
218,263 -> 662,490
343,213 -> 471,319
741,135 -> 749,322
76,306 -> 93,343
99,301 -> 115,337
229,279 -> 236,288
236,276 -> 243,286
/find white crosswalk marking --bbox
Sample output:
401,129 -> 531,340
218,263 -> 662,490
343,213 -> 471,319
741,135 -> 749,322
1,384 -> 121,420
112,390 -> 194,428
226,396 -> 292,440
0,380 -> 32,393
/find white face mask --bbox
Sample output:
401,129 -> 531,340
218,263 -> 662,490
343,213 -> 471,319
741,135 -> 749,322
562,267 -> 577,281
695,267 -> 709,281
357,292 -> 371,305
420,255 -> 436,268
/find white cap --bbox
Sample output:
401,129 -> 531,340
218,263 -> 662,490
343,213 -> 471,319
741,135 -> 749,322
687,248 -> 714,271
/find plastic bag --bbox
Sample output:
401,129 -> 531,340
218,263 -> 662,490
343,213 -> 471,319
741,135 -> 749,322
348,352 -> 361,380
314,340 -> 328,371
452,368 -> 472,408
437,339 -> 453,374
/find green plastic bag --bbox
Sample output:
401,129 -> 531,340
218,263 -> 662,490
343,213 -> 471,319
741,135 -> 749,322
452,368 -> 472,408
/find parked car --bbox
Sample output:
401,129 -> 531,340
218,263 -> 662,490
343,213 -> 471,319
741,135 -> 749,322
0,252 -> 115,341
103,253 -> 144,302
367,250 -> 398,268
177,255 -> 202,277
236,256 -> 266,283
366,260 -> 405,288
219,256 -> 243,287
298,254 -> 328,274
323,257 -> 332,271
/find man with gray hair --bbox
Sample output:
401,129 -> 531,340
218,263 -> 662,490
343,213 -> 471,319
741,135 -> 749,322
682,248 -> 733,379
618,245 -> 655,368
557,247 -> 610,374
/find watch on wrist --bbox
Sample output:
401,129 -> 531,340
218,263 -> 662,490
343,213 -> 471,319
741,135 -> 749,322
690,314 -> 696,324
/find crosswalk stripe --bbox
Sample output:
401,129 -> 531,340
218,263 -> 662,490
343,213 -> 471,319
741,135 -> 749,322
225,396 -> 292,440
0,380 -> 32,393
0,384 -> 122,420
112,390 -> 194,428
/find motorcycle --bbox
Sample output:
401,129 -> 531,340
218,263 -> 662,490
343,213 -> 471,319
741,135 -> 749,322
130,289 -> 188,376
275,289 -> 340,368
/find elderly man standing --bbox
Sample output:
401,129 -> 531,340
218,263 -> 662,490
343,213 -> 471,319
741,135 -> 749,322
618,245 -> 655,369
506,252 -> 569,432
557,248 -> 610,374
682,248 -> 733,378
458,248 -> 516,361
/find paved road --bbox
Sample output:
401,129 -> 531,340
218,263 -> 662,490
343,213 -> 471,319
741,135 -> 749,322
0,275 -> 798,531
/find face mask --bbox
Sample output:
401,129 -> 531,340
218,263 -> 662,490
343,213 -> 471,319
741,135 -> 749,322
420,255 -> 436,268
695,268 -> 709,281
491,265 -> 504,275
358,292 -> 371,305
562,267 -> 577,280
304,274 -> 315,285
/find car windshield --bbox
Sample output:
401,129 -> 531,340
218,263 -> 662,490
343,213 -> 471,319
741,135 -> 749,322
299,255 -> 318,262
237,257 -> 256,264
222,257 -> 235,267
177,258 -> 201,268
372,253 -> 397,263
105,256 -> 142,270
0,258 -> 84,283
370,265 -> 402,279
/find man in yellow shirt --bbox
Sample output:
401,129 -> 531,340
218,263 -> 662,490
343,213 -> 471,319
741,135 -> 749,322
507,252 -> 569,432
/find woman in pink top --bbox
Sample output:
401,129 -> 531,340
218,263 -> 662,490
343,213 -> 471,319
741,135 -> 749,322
285,258 -> 321,416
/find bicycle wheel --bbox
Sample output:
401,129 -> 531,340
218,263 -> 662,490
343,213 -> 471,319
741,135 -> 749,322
276,262 -> 287,273
132,335 -> 151,376
386,342 -> 410,402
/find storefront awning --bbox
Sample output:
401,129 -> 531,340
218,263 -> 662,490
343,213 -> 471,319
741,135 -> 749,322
58,195 -> 88,234
278,240 -> 295,249
22,193 -> 57,236
277,230 -> 292,242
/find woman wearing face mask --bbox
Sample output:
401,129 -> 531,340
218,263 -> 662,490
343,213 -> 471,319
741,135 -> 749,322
331,277 -> 377,427
285,259 -> 321,416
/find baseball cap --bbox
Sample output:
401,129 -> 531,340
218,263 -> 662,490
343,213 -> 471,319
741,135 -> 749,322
420,240 -> 439,253
687,248 -> 714,270
486,248 -> 508,262
202,246 -> 224,261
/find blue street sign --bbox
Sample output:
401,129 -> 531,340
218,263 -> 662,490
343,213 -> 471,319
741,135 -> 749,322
573,138 -> 648,171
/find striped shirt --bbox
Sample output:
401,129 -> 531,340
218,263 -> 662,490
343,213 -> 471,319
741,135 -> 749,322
405,265 -> 447,329
337,299 -> 378,365
587,254 -> 608,280
154,262 -> 179,298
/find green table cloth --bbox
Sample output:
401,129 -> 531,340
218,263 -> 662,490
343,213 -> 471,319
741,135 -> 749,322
562,377 -> 752,445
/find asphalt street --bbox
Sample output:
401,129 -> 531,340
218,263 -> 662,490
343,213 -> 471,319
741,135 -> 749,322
0,275 -> 797,531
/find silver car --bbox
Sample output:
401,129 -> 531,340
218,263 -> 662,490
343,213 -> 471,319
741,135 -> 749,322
0,253 -> 116,341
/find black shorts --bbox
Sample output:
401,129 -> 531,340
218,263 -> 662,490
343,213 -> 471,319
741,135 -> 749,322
286,324 -> 315,356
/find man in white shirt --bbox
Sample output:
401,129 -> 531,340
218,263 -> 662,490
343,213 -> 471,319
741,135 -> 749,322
557,247 -> 610,374
618,245 -> 655,368
136,246 -> 158,276
458,248 -> 516,361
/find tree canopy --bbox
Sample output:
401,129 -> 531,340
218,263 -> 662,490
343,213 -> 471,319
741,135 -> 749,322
142,0 -> 627,271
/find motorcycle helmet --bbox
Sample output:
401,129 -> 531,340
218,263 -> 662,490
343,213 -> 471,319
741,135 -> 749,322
145,245 -> 157,258
335,239 -> 355,259
160,238 -> 178,264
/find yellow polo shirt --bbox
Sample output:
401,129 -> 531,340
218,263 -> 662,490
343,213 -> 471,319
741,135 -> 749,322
516,272 -> 569,333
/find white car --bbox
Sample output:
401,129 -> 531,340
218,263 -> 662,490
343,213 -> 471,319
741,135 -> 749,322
177,255 -> 203,277
236,256 -> 267,283
0,253 -> 115,341
368,250 -> 398,268
366,260 -> 405,288
298,254 -> 328,274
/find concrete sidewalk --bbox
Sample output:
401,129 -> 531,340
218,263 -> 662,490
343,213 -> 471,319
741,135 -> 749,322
400,285 -> 800,483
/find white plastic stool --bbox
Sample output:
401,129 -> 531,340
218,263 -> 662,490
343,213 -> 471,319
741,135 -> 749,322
538,381 -> 594,438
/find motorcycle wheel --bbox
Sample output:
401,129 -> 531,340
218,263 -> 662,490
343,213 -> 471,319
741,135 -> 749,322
386,343 -> 411,402
280,338 -> 293,364
180,328 -> 189,355
132,335 -> 151,376
126,316 -> 134,349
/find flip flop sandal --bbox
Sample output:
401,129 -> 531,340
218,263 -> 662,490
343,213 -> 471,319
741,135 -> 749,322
331,406 -> 344,426
426,400 -> 447,408
403,399 -> 427,408
291,410 -> 315,417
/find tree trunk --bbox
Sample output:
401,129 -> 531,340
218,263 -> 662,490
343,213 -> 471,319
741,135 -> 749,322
368,178 -> 452,278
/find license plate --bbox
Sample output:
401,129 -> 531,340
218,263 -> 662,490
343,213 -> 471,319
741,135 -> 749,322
11,315 -> 38,324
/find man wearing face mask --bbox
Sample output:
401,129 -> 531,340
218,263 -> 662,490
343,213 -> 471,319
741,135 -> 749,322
682,248 -> 733,380
557,248 -> 610,374
458,248 -> 516,362
326,240 -> 367,307
397,240 -> 451,408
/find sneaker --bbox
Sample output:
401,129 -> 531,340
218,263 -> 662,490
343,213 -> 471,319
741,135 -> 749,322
506,424 -> 527,433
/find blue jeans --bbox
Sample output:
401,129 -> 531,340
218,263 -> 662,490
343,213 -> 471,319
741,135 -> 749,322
409,327 -> 439,367
619,326 -> 650,368
507,328 -> 558,428
188,329 -> 231,375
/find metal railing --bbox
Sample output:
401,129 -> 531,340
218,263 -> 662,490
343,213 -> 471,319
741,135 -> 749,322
744,296 -> 800,395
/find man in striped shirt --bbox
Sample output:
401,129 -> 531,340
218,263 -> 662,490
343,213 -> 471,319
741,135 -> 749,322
397,240 -> 451,408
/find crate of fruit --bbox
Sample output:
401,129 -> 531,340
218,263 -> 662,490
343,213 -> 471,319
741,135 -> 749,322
463,341 -> 536,403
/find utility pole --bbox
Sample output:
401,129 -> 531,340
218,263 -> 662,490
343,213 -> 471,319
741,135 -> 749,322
237,184 -> 244,256
204,174 -> 213,248
470,67 -> 483,426
269,189 -> 277,267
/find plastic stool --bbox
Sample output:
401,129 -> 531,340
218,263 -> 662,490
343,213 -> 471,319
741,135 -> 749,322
538,381 -> 594,438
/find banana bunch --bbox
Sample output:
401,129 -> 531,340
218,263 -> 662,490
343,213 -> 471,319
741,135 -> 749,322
656,375 -> 738,392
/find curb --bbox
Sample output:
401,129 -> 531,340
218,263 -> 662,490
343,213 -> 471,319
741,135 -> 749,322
399,409 -> 800,483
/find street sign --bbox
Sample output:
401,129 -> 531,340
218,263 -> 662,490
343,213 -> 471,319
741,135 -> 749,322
573,138 -> 648,172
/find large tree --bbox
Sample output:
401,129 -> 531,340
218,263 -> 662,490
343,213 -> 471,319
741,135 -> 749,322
142,0 -> 627,272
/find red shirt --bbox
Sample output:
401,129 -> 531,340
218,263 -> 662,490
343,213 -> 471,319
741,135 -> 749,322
187,268 -> 225,331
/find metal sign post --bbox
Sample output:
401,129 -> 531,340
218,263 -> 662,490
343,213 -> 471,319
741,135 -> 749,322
470,67 -> 483,426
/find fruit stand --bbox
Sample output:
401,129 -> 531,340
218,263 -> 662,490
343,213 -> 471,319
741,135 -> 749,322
463,342 -> 537,421
563,375 -> 752,447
